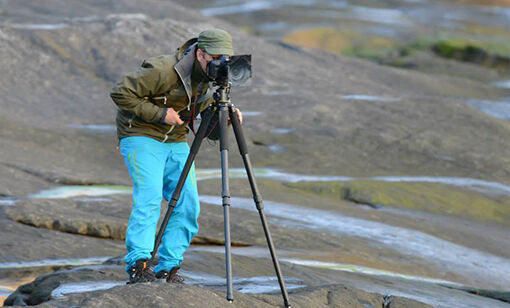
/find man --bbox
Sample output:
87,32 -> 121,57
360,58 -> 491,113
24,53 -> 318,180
110,29 -> 242,284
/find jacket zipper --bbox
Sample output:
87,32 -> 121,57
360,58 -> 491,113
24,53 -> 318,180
161,104 -> 189,142
162,125 -> 175,143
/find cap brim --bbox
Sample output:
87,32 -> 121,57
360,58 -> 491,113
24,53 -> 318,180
204,46 -> 234,56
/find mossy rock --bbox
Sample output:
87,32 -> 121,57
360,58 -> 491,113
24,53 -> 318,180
286,180 -> 510,225
431,39 -> 510,71
282,27 -> 398,59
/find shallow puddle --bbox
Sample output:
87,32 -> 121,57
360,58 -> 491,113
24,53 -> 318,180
0,196 -> 18,206
490,80 -> 510,89
202,2 -> 413,26
263,90 -> 294,96
67,124 -> 116,133
29,185 -> 131,199
0,287 -> 14,305
271,128 -> 295,134
10,23 -> 68,30
317,5 -> 414,26
241,111 -> 263,117
181,270 -> 304,294
268,145 -> 284,153
0,257 -> 111,269
466,98 -> 510,120
196,168 -> 353,182
341,94 -> 401,102
201,1 -> 315,16
51,281 -> 125,298
0,286 -> 12,297
200,195 -> 510,288
72,197 -> 112,202
188,245 -> 289,259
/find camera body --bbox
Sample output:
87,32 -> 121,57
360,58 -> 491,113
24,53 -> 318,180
206,54 -> 252,87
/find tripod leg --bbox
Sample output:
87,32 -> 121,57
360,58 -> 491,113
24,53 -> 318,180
219,105 -> 234,302
228,106 -> 291,308
149,107 -> 216,265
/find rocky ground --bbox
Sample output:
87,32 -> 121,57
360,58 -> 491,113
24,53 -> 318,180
1,0 -> 509,307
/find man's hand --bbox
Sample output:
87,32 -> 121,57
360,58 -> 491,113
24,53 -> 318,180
163,108 -> 184,125
228,108 -> 243,125
235,108 -> 243,125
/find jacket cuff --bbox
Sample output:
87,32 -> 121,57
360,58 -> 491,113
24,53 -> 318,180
159,108 -> 168,124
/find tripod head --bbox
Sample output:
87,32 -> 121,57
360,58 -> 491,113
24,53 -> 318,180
212,83 -> 232,106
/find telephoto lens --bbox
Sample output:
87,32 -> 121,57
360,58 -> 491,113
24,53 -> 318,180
207,55 -> 252,87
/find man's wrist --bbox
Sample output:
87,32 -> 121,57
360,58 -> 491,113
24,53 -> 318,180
159,108 -> 168,124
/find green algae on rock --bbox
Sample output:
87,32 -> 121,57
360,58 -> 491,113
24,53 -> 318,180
286,180 -> 510,225
282,27 -> 399,60
432,40 -> 510,72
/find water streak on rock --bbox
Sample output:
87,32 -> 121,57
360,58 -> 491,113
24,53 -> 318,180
26,170 -> 510,200
50,273 -> 303,298
181,270 -> 305,293
201,0 -> 316,16
0,257 -> 111,269
341,94 -> 401,102
72,197 -> 112,202
280,258 -> 462,286
196,168 -> 353,182
200,195 -> 510,288
197,168 -> 510,196
51,281 -> 125,298
490,80 -> 510,89
271,128 -> 295,134
67,124 -> 116,132
190,246 -> 465,287
241,111 -> 263,116
29,185 -> 131,199
307,6 -> 413,26
466,99 -> 510,120
268,145 -> 284,153
0,196 -> 18,206
0,286 -> 13,297
10,23 -> 68,30
370,175 -> 510,196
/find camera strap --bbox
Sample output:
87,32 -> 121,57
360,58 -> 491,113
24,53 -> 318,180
188,81 -> 206,135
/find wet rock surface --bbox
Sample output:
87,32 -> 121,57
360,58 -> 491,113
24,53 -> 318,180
5,251 -> 510,308
1,0 -> 510,307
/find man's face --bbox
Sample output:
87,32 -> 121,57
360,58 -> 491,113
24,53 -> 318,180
196,48 -> 223,74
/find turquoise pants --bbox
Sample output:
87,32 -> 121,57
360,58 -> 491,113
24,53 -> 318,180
120,136 -> 200,273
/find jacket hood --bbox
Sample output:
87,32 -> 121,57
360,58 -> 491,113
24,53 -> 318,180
177,38 -> 198,60
174,37 -> 206,110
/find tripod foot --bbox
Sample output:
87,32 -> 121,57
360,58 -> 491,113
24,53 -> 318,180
227,299 -> 234,303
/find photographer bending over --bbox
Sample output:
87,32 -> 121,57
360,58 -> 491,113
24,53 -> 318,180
110,29 -> 242,284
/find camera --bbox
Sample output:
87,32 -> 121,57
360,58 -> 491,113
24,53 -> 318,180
206,54 -> 252,87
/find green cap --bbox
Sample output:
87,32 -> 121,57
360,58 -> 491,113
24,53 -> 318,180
198,29 -> 234,56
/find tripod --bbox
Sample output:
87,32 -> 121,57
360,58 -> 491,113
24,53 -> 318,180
149,84 -> 291,308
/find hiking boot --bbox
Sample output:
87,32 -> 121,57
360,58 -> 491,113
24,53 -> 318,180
127,259 -> 155,284
155,266 -> 185,283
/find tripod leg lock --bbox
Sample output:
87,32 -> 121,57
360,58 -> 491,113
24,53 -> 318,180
253,195 -> 264,210
222,196 -> 231,207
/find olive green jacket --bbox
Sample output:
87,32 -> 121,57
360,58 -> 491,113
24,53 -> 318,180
110,38 -> 215,143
